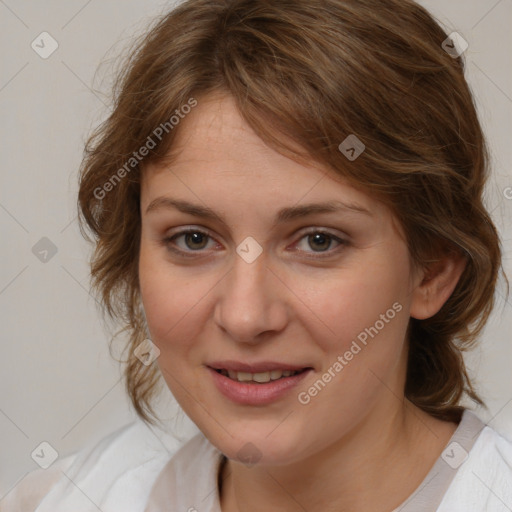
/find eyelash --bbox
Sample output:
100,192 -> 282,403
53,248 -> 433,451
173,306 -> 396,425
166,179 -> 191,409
161,227 -> 348,260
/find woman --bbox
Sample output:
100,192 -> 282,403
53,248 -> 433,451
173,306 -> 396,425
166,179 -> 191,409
5,0 -> 512,510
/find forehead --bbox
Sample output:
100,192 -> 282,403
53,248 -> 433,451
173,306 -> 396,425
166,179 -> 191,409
157,93 -> 308,180
140,93 -> 391,225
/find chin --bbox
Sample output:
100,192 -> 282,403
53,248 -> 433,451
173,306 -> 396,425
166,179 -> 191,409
211,429 -> 304,467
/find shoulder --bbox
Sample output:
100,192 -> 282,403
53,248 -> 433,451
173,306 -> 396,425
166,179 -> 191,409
2,420 -> 185,512
144,430 -> 224,510
438,415 -> 512,512
0,455 -> 76,512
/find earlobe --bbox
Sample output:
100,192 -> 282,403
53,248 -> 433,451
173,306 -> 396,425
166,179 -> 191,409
409,251 -> 467,320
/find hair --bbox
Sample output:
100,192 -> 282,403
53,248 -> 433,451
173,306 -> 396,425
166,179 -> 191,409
78,0 -> 505,426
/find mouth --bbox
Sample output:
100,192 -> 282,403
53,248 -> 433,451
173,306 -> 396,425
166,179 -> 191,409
212,367 -> 311,384
207,364 -> 314,405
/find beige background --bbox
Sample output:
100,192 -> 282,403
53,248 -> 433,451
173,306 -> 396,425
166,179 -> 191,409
1,0 -> 511,499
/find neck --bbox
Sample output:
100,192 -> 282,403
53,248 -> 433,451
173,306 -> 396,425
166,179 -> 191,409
219,402 -> 458,512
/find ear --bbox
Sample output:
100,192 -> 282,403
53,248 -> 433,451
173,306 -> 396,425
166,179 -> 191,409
409,250 -> 467,320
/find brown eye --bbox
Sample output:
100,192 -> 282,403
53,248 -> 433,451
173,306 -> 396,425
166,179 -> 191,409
183,232 -> 209,250
307,233 -> 332,252
163,229 -> 217,257
294,230 -> 347,258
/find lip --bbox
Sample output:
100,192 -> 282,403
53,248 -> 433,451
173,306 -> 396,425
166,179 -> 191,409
207,366 -> 313,405
207,360 -> 312,373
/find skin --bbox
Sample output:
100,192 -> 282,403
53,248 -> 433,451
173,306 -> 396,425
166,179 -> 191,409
139,92 -> 466,512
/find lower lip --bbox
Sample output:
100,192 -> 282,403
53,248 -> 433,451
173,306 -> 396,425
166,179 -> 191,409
208,367 -> 313,405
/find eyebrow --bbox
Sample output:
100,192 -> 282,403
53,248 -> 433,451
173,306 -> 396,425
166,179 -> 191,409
145,197 -> 373,228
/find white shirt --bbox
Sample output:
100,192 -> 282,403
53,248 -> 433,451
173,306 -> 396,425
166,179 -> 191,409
2,410 -> 512,511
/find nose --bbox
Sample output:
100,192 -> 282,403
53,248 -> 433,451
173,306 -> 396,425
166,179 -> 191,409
213,249 -> 288,344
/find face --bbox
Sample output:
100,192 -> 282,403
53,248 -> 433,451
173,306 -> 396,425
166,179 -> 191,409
139,93 -> 422,466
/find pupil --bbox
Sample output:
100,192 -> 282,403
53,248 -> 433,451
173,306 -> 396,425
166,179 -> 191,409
309,233 -> 330,251
186,232 -> 208,250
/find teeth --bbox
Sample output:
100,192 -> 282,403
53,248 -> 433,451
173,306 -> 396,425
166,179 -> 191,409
220,369 -> 301,383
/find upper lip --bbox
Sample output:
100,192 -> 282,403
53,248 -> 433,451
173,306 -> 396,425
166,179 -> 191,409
207,361 -> 312,373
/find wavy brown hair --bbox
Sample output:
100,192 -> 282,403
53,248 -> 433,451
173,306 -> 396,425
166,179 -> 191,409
78,0 -> 505,426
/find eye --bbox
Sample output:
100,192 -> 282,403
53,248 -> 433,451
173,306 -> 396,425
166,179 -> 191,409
294,230 -> 346,257
162,227 -> 347,259
163,228 -> 218,256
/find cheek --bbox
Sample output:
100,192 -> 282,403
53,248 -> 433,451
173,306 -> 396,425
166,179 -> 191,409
292,265 -> 410,422
295,258 -> 410,354
138,243 -> 213,352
